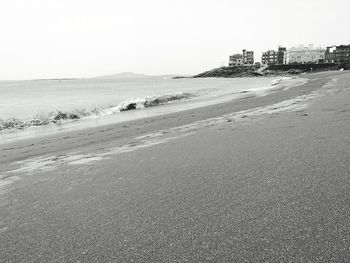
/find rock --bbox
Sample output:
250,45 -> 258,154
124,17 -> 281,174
68,113 -> 80,119
120,103 -> 137,111
193,66 -> 261,78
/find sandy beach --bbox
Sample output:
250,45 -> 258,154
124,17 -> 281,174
1,71 -> 350,261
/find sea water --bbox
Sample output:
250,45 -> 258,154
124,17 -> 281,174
0,76 -> 282,142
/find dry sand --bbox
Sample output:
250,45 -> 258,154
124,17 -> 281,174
0,71 -> 350,262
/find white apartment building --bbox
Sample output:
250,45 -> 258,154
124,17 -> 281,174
288,44 -> 325,64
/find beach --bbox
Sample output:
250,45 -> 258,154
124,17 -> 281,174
1,71 -> 350,261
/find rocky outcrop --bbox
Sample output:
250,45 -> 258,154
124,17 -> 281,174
192,63 -> 343,79
192,66 -> 301,78
193,66 -> 263,78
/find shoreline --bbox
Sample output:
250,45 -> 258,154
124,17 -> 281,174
0,76 -> 302,145
0,72 -> 342,165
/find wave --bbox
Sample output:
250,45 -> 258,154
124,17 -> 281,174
0,92 -> 194,132
114,92 -> 193,112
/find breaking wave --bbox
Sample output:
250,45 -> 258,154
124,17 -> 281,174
0,92 -> 193,132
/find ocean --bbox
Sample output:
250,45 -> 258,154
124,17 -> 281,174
0,76 -> 281,143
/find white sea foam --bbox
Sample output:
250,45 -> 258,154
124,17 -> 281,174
0,92 -> 194,132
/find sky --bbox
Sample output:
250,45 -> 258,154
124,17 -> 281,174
0,0 -> 349,80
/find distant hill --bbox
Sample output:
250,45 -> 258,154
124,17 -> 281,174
93,72 -> 178,79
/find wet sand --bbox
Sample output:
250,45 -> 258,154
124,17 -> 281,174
1,71 -> 350,262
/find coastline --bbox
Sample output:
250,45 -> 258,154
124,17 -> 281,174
0,72 -> 334,164
0,76 -> 283,136
1,70 -> 350,261
0,76 -> 303,144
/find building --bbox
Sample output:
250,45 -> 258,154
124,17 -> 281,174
261,47 -> 287,65
325,45 -> 350,63
243,49 -> 254,65
288,44 -> 325,64
229,54 -> 243,66
229,49 -> 254,66
262,50 -> 278,65
277,47 -> 287,65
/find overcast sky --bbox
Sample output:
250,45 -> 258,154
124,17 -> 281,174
0,0 -> 349,80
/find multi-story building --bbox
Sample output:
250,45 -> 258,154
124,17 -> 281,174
288,44 -> 325,64
262,47 -> 287,65
277,47 -> 287,65
262,50 -> 278,65
229,54 -> 243,66
243,49 -> 254,65
229,49 -> 254,66
325,45 -> 350,63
